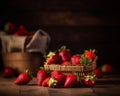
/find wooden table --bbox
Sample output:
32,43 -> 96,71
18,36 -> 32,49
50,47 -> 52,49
0,75 -> 120,96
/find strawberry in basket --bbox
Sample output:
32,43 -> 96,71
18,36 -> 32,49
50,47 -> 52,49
44,51 -> 62,64
58,46 -> 71,62
4,21 -> 16,34
14,25 -> 28,36
71,54 -> 81,65
84,49 -> 96,61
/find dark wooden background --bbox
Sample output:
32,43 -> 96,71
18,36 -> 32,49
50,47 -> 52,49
0,0 -> 120,72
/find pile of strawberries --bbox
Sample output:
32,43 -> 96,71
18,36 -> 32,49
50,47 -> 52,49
2,63 -> 115,88
13,69 -> 96,88
44,46 -> 96,66
4,21 -> 33,37
2,44 -> 116,88
2,46 -> 98,88
13,46 -> 98,88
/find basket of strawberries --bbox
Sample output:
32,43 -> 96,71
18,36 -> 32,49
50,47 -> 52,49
44,46 -> 97,77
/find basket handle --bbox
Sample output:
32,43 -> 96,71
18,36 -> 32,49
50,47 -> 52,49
36,29 -> 51,48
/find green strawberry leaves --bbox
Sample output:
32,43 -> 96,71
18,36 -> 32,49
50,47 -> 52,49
80,54 -> 92,65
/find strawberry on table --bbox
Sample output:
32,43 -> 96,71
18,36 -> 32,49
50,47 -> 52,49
2,66 -> 15,78
101,63 -> 115,75
93,68 -> 103,78
48,70 -> 66,87
37,69 -> 48,86
71,54 -> 81,65
14,70 -> 33,85
82,74 -> 96,87
64,73 -> 78,88
51,70 -> 63,77
58,46 -> 71,62
84,49 -> 96,61
42,76 -> 51,87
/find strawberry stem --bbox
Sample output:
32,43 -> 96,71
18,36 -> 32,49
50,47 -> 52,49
44,51 -> 55,58
48,77 -> 57,87
58,45 -> 70,52
80,54 -> 92,65
25,69 -> 34,78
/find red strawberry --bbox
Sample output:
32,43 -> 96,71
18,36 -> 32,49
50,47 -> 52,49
93,68 -> 103,78
80,54 -> 92,65
42,76 -> 51,87
82,74 -> 96,87
4,21 -> 16,34
37,70 -> 48,86
51,70 -> 62,77
2,66 -> 15,78
64,74 -> 78,88
58,46 -> 71,61
14,70 -> 32,85
84,49 -> 96,60
101,63 -> 115,74
14,25 -> 28,36
48,70 -> 66,87
62,61 -> 70,65
45,51 -> 62,64
71,54 -> 81,65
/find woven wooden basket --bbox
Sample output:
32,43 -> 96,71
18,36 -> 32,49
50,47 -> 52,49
2,52 -> 45,76
44,56 -> 97,77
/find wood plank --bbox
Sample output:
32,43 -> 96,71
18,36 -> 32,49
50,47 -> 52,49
48,88 -> 97,96
0,78 -> 19,96
93,75 -> 120,96
0,75 -> 120,96
20,78 -> 49,96
93,87 -> 120,96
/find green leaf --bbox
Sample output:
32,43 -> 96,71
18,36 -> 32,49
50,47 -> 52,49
80,54 -> 92,65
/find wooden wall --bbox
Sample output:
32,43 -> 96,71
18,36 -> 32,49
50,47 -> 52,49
0,0 -> 120,70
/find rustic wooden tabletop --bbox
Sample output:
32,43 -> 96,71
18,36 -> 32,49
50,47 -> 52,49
0,75 -> 120,96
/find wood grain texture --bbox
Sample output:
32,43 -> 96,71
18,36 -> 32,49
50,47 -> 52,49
0,75 -> 120,96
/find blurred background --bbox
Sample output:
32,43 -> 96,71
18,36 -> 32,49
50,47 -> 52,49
0,0 -> 120,72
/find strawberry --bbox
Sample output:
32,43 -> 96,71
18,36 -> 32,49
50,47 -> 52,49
84,49 -> 96,60
2,66 -> 15,78
4,21 -> 16,34
51,70 -> 62,77
101,63 -> 115,74
80,54 -> 92,65
71,54 -> 81,65
14,25 -> 28,36
62,61 -> 70,65
45,51 -> 62,64
14,70 -> 33,85
82,74 -> 96,87
93,68 -> 103,78
48,70 -> 66,87
64,73 -> 78,88
42,76 -> 51,87
58,46 -> 71,61
37,70 -> 48,86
